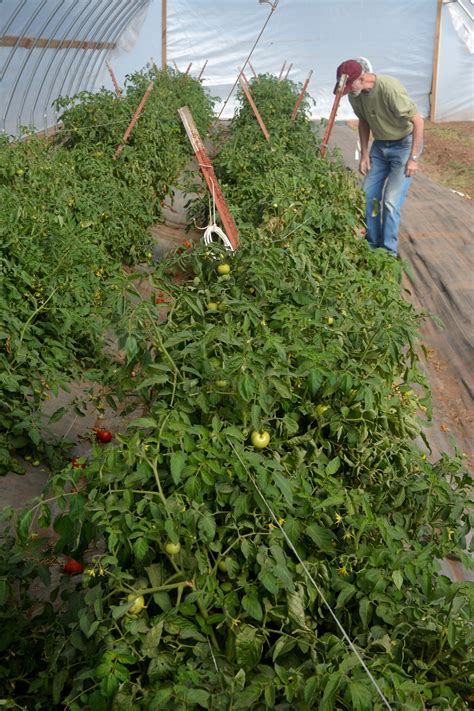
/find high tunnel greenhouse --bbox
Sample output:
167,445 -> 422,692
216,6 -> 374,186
0,1 -> 473,710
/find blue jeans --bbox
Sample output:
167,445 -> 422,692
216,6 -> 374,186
363,135 -> 413,257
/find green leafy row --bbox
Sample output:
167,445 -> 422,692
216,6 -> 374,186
0,65 -> 215,475
0,75 -> 472,710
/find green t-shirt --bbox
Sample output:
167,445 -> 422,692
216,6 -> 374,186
349,75 -> 418,140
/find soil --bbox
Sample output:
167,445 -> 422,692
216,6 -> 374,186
346,120 -> 474,199
420,121 -> 474,198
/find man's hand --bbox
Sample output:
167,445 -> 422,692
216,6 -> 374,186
405,158 -> 418,178
359,155 -> 371,176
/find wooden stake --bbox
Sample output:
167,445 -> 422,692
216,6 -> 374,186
178,106 -> 239,250
430,0 -> 443,122
197,59 -> 208,81
172,60 -> 179,73
239,67 -> 250,86
283,62 -> 293,80
161,0 -> 167,69
248,61 -> 258,79
238,75 -> 270,141
320,74 -> 347,157
291,69 -> 313,120
106,61 -> 121,97
278,60 -> 287,80
112,81 -> 154,160
185,62 -> 192,75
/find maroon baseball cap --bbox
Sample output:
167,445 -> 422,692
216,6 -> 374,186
333,60 -> 363,95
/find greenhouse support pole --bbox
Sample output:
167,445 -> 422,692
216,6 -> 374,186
430,0 -> 443,122
162,0 -> 167,69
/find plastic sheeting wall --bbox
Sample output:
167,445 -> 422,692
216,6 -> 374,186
436,1 -> 474,121
1,0 -> 472,134
107,0 -> 470,122
0,0 -> 149,135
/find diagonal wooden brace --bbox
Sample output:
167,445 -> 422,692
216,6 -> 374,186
178,106 -> 239,251
106,61 -> 122,97
320,73 -> 348,157
238,75 -> 270,142
113,80 -> 154,160
291,69 -> 313,120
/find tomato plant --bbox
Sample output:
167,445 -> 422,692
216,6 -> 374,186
0,71 -> 471,711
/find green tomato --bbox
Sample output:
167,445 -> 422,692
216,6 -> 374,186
215,379 -> 228,388
32,459 -> 41,467
127,594 -> 146,614
217,263 -> 230,275
327,317 -> 334,325
165,542 -> 181,555
217,560 -> 227,572
206,302 -> 219,311
250,431 -> 270,449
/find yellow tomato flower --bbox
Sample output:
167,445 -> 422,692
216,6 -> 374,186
335,512 -> 343,525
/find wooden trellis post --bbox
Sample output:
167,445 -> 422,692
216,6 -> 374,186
238,75 -> 270,142
291,69 -> 313,120
106,61 -> 122,97
320,74 -> 348,157
178,106 -> 239,250
248,61 -> 258,79
162,0 -> 167,69
197,59 -> 208,81
112,81 -> 154,160
278,60 -> 287,80
283,62 -> 293,80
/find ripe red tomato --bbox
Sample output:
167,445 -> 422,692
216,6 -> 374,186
95,428 -> 113,444
63,559 -> 85,575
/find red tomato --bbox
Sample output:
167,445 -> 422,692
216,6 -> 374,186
95,428 -> 113,444
63,559 -> 85,575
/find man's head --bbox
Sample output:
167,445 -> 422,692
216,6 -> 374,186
334,59 -> 364,96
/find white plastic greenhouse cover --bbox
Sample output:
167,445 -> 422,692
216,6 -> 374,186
1,0 -> 473,136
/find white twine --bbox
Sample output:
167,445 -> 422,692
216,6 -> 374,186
230,442 -> 393,711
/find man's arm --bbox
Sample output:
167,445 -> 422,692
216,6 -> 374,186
406,113 -> 424,177
358,118 -> 371,176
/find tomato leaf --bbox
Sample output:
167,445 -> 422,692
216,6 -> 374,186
170,451 -> 186,485
198,513 -> 216,542
242,594 -> 263,622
